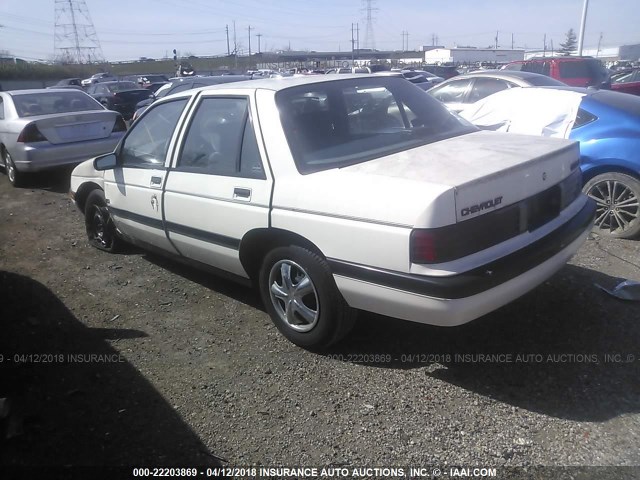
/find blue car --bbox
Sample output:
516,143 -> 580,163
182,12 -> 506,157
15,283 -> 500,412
460,87 -> 640,239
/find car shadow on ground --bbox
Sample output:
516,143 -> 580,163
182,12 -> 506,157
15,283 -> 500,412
104,246 -> 639,423
142,252 -> 264,310
327,264 -> 640,422
0,270 -> 222,467
7,167 -> 73,194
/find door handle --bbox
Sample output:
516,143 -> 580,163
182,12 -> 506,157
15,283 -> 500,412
150,176 -> 163,188
233,187 -> 251,200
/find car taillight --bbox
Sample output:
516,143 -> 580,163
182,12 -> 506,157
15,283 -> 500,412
410,231 -> 437,263
17,123 -> 46,142
112,116 -> 127,132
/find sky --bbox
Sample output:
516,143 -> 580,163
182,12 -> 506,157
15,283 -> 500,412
0,0 -> 639,62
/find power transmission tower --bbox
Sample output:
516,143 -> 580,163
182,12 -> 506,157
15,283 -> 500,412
362,0 -> 377,50
54,0 -> 105,64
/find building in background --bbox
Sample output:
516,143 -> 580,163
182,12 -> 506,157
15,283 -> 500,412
423,48 -> 525,65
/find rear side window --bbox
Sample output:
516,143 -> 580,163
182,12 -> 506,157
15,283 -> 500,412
177,97 -> 266,179
429,78 -> 473,103
467,78 -> 513,103
522,61 -> 550,76
573,108 -> 597,129
559,61 -> 591,79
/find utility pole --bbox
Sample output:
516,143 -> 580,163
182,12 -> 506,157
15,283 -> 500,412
233,20 -> 237,68
577,0 -> 589,56
596,32 -> 603,57
351,23 -> 356,62
226,25 -> 230,55
248,25 -> 252,57
495,30 -> 499,49
511,33 -> 514,49
257,33 -> 262,54
356,23 -> 360,54
543,33 -> 547,56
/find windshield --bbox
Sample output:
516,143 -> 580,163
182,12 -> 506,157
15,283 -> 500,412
276,77 -> 476,174
12,91 -> 103,117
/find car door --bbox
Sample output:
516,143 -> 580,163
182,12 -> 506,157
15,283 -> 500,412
104,97 -> 190,252
163,94 -> 273,278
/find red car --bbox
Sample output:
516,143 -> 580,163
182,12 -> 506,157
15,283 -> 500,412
502,56 -> 610,88
611,69 -> 640,96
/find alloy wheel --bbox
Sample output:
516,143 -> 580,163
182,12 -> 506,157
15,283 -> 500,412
268,259 -> 320,332
587,179 -> 639,235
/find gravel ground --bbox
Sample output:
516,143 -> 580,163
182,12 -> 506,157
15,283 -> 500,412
0,170 -> 639,477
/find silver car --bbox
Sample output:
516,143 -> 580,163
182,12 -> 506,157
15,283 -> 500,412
0,89 -> 127,187
427,70 -> 567,113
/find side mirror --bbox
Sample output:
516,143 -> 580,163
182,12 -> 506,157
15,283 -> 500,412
94,153 -> 117,171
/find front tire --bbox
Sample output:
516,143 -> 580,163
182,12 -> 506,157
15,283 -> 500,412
84,190 -> 121,252
584,172 -> 640,239
258,246 -> 356,349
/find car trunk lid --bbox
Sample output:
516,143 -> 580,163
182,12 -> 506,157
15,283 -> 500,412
29,111 -> 119,144
340,130 -> 579,224
113,89 -> 153,103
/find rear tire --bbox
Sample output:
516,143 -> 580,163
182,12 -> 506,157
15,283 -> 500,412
84,189 -> 121,252
3,151 -> 25,188
584,172 -> 640,239
258,245 -> 356,349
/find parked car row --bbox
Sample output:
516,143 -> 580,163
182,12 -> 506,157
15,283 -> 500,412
2,72 -> 638,350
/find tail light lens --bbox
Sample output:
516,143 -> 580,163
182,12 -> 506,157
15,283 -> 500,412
112,116 -> 127,132
410,231 -> 437,263
17,123 -> 46,143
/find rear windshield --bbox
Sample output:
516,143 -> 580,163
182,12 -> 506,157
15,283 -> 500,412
12,91 -> 102,117
559,59 -> 604,79
106,82 -> 140,92
276,77 -> 476,174
591,90 -> 640,116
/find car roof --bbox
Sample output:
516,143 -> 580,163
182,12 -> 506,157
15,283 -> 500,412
194,74 -> 390,93
4,88 -> 88,96
454,70 -> 553,81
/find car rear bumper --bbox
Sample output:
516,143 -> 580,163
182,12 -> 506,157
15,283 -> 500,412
10,134 -> 123,172
331,198 -> 596,326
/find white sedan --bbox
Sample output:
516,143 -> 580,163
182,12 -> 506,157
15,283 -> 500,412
70,75 -> 595,348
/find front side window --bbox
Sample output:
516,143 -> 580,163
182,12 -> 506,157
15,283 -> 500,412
277,77 -> 475,174
177,97 -> 265,179
0,98 -> 4,119
120,99 -> 188,168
